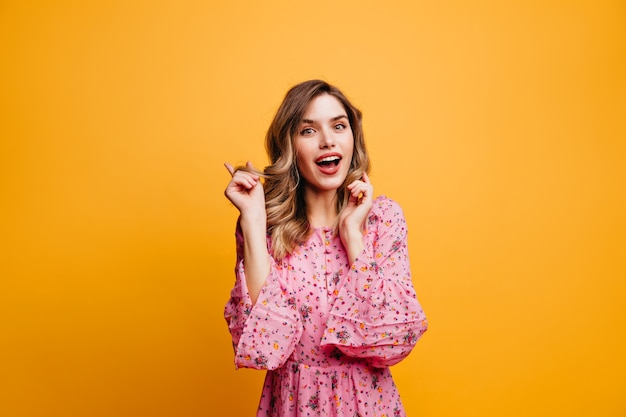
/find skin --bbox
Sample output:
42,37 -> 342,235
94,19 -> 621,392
224,161 -> 269,305
224,94 -> 373,304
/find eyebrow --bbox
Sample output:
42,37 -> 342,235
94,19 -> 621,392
301,114 -> 348,124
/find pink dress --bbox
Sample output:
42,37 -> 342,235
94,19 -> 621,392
224,196 -> 428,417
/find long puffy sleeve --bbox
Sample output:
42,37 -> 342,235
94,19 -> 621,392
223,224 -> 303,370
320,197 -> 428,367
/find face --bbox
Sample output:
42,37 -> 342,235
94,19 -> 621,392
294,93 -> 354,197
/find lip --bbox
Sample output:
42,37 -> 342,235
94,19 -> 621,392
315,152 -> 343,175
315,152 -> 342,164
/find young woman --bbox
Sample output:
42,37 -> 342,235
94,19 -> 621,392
224,80 -> 427,416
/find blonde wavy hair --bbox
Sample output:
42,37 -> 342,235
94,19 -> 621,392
239,80 -> 370,259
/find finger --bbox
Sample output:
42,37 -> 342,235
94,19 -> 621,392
349,185 -> 366,201
224,163 -> 235,176
232,169 -> 259,183
361,171 -> 371,185
243,161 -> 261,180
350,181 -> 371,194
353,184 -> 373,202
347,179 -> 364,190
231,175 -> 257,189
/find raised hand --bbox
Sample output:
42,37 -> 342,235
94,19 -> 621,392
224,161 -> 266,223
339,172 -> 374,263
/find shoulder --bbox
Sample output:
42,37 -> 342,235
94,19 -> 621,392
369,195 -> 405,220
365,196 -> 409,248
367,195 -> 407,230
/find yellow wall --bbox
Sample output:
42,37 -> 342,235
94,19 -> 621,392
1,1 -> 624,416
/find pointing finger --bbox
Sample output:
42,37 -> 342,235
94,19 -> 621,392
224,163 -> 235,176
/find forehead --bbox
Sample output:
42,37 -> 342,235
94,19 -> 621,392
302,94 -> 347,121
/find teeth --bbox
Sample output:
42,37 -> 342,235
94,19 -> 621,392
318,156 -> 340,163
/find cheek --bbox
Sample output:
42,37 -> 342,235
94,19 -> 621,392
295,142 -> 315,165
295,153 -> 312,178
295,150 -> 306,167
345,137 -> 355,161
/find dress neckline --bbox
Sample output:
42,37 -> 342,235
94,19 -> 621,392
310,226 -> 335,237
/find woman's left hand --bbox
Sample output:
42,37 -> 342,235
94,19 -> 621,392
338,172 -> 373,263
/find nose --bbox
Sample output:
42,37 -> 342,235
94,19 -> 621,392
319,127 -> 335,148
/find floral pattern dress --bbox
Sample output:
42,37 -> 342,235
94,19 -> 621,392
224,196 -> 428,417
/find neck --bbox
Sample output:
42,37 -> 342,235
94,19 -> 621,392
303,187 -> 339,229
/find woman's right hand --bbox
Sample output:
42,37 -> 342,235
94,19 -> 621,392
224,161 -> 266,221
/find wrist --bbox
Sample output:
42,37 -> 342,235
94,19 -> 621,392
340,221 -> 363,240
240,210 -> 266,228
340,227 -> 364,264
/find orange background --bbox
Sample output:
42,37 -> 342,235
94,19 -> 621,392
1,1 -> 625,416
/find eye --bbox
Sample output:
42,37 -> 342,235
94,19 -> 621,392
300,127 -> 315,135
334,123 -> 347,131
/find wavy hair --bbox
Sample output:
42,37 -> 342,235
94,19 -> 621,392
241,80 -> 370,259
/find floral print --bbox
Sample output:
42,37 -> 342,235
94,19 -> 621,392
224,196 -> 428,416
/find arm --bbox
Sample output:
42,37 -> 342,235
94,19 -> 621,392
224,226 -> 302,370
339,172 -> 373,263
224,162 -> 270,304
321,197 -> 428,367
239,215 -> 270,305
223,162 -> 302,370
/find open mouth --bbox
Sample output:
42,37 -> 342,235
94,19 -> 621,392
315,155 -> 341,167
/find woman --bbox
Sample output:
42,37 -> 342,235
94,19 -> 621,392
224,80 -> 427,416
